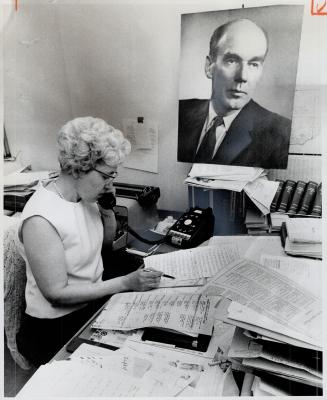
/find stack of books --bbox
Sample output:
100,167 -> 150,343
281,218 -> 322,259
270,180 -> 322,217
269,213 -> 289,233
4,170 -> 58,211
244,209 -> 269,235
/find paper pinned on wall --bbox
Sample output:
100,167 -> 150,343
289,87 -> 321,154
122,118 -> 159,173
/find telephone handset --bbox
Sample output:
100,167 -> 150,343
98,192 -> 117,210
166,207 -> 214,248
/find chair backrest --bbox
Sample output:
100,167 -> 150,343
3,218 -> 31,370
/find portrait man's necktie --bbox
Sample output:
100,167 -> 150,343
194,115 -> 224,163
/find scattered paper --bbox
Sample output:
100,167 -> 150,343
199,258 -> 322,344
144,244 -> 240,279
244,178 -> 279,215
4,170 -> 58,190
89,328 -> 137,348
260,255 -> 322,296
185,164 -> 277,214
242,358 -> 322,387
91,292 -> 218,336
159,277 -> 207,288
17,360 -> 146,397
184,176 -> 247,192
208,235 -> 255,257
188,164 -> 263,181
244,236 -> 285,263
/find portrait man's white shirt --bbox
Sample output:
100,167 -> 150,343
196,101 -> 241,159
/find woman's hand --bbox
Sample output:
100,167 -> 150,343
122,269 -> 162,291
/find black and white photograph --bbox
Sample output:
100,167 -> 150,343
178,5 -> 303,168
2,0 -> 326,398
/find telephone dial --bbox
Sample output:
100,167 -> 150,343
98,193 -> 214,249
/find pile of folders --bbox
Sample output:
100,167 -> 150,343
270,180 -> 322,217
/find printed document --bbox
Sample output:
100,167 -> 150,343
260,255 -> 322,296
91,292 -> 218,336
198,258 -> 322,343
144,245 -> 240,279
208,235 -> 255,257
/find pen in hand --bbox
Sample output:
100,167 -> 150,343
143,268 -> 175,280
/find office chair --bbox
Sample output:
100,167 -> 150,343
3,218 -> 31,370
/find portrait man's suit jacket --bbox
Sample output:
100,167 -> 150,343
178,99 -> 291,169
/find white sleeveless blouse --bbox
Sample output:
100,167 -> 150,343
18,183 -> 104,318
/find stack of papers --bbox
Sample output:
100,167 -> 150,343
4,170 -> 59,211
229,327 -> 322,394
197,256 -> 322,395
185,164 -> 279,215
4,170 -> 58,190
185,164 -> 264,191
284,218 -> 322,259
199,258 -> 322,348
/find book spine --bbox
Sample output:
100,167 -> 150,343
277,180 -> 296,213
280,222 -> 288,247
288,180 -> 306,214
297,181 -> 318,215
270,180 -> 284,212
310,183 -> 322,217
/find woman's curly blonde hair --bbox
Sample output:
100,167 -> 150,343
57,117 -> 131,176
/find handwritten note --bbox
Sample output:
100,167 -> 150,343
91,292 -> 218,336
144,245 -> 240,279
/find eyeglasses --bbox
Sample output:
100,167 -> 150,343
93,168 -> 118,182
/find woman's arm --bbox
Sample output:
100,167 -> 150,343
22,216 -> 161,306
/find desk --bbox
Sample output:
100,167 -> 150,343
18,235 -> 322,397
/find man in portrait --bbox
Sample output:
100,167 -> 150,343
178,18 -> 292,169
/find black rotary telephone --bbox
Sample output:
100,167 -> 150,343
98,193 -> 214,249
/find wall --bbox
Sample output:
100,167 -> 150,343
3,0 -> 326,212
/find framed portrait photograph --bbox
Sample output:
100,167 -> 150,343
178,5 -> 304,169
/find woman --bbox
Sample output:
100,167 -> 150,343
17,117 -> 162,365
